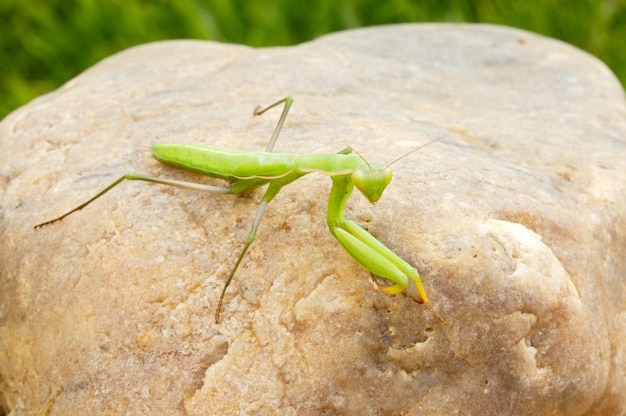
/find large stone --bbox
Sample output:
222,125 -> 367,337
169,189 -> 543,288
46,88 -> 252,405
1,24 -> 624,415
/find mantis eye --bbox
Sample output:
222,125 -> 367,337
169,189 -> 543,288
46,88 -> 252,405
353,164 -> 392,203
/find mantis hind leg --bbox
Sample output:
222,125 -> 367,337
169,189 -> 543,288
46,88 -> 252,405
34,173 -> 233,229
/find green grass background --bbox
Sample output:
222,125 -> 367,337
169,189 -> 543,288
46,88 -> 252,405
1,0 -> 625,120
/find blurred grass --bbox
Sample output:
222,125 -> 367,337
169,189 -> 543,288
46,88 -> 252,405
1,0 -> 625,120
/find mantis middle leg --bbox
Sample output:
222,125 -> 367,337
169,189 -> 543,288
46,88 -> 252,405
213,97 -> 297,322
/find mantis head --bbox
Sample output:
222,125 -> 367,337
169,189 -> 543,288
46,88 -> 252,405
352,163 -> 393,203
351,139 -> 438,203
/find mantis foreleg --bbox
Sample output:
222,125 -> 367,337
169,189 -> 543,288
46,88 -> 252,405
327,175 -> 446,323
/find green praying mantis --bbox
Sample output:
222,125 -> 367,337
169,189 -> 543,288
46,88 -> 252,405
35,97 -> 445,324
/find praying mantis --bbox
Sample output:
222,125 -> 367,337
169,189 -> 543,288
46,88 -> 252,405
35,97 -> 444,324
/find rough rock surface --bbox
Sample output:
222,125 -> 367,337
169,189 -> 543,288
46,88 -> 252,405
1,24 -> 625,415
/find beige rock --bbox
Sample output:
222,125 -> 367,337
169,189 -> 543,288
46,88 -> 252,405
1,24 -> 625,415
